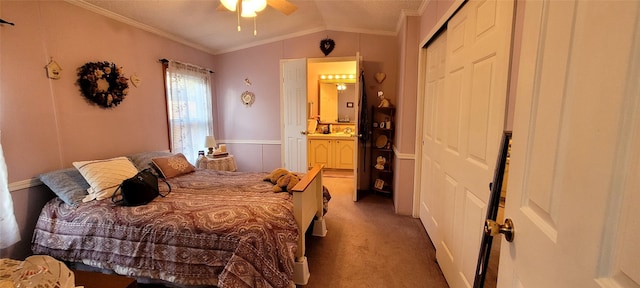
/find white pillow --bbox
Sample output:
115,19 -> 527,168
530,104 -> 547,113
72,156 -> 139,202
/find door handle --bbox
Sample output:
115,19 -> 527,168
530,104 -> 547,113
484,218 -> 514,242
300,131 -> 308,135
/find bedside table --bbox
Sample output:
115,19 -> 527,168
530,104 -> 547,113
196,155 -> 237,171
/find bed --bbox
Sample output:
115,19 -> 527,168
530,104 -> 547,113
32,152 -> 328,288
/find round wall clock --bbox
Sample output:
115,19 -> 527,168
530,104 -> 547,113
241,91 -> 255,106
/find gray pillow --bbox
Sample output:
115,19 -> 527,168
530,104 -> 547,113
127,151 -> 175,172
39,168 -> 90,206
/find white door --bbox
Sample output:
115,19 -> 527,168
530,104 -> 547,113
418,0 -> 515,287
420,30 -> 447,248
281,59 -> 308,172
498,1 -> 640,287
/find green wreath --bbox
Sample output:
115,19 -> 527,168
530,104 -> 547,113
77,61 -> 129,108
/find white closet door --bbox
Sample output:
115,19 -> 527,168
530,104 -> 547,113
498,1 -> 640,287
419,0 -> 515,287
420,30 -> 447,250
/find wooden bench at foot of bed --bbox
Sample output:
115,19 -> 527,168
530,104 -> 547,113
290,164 -> 327,285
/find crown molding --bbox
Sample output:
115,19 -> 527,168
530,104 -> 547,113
65,0 -> 215,54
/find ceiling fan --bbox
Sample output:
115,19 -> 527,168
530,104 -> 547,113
218,0 -> 297,35
218,0 -> 297,16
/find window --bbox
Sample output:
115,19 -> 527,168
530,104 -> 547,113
164,61 -> 214,163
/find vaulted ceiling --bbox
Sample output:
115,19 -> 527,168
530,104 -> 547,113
72,0 -> 426,54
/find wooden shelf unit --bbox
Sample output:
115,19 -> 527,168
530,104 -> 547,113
369,106 -> 395,195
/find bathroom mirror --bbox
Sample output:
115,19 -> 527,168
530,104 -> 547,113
319,80 -> 356,123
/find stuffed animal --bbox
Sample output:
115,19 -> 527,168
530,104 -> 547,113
264,168 -> 289,184
274,173 -> 301,193
264,168 -> 301,192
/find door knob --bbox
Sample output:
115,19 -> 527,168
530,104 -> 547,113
300,131 -> 308,135
484,218 -> 514,242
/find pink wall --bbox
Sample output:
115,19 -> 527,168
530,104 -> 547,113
213,30 -> 399,173
1,1 -> 215,181
393,16 -> 421,215
396,16 -> 421,154
1,0 -> 471,258
1,1 -> 214,258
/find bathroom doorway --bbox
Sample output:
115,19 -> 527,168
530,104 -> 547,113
306,56 -> 361,201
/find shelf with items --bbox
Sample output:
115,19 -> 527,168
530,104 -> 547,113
369,106 -> 395,195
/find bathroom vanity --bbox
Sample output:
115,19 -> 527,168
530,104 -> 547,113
307,133 -> 355,169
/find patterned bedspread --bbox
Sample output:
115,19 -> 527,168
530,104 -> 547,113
32,169 -> 329,288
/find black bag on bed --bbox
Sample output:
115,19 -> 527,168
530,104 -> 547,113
112,168 -> 171,206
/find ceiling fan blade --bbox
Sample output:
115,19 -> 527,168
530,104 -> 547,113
267,0 -> 297,15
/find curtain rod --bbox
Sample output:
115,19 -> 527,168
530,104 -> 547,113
159,58 -> 214,74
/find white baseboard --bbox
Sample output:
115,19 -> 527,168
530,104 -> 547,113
9,178 -> 42,192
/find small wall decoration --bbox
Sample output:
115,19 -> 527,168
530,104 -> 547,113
130,74 -> 142,87
77,61 -> 129,108
45,59 -> 62,80
374,72 -> 386,84
241,91 -> 255,106
320,37 -> 335,56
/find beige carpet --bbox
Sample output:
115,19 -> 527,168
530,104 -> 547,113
301,175 -> 450,288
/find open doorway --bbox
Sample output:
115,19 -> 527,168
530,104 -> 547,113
306,57 -> 361,200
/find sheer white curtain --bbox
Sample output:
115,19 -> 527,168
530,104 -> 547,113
165,61 -> 214,163
0,131 -> 20,249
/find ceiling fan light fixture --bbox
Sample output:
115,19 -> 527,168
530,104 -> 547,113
240,0 -> 266,17
220,0 -> 279,36
240,10 -> 257,18
221,0 -> 237,11
250,0 -> 267,13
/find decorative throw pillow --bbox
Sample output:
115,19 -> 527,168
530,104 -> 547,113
39,168 -> 90,206
127,151 -> 174,172
72,156 -> 139,202
151,153 -> 195,179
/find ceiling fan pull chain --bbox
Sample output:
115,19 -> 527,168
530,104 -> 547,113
237,0 -> 242,31
253,16 -> 257,36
